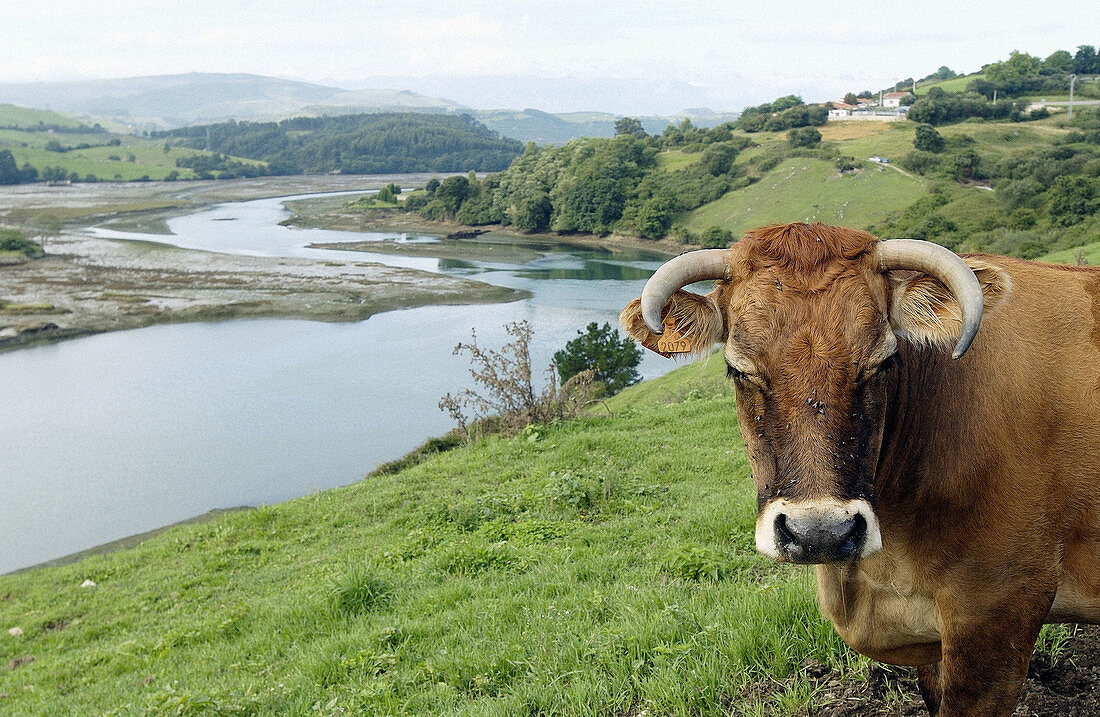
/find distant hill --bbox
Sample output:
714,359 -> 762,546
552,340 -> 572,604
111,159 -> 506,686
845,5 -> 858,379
0,103 -> 97,131
0,73 -> 463,130
472,109 -> 739,145
153,112 -> 524,174
0,73 -> 737,144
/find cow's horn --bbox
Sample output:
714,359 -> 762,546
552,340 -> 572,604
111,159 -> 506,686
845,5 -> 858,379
640,249 -> 730,334
877,239 -> 984,359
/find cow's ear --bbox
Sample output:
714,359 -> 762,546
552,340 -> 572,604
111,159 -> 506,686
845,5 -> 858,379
620,289 -> 726,358
887,258 -> 1012,353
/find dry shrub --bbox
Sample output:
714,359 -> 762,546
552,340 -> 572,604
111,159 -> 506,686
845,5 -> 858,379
439,321 -> 595,440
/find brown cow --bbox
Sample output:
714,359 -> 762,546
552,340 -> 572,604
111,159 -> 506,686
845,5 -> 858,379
620,222 -> 1100,716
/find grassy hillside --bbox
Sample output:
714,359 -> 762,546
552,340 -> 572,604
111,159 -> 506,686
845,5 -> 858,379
0,357 -> 876,716
681,157 -> 924,236
915,74 -> 984,95
0,126 -> 252,181
0,104 -> 89,130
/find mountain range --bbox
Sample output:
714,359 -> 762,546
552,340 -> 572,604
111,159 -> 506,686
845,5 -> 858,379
0,73 -> 739,144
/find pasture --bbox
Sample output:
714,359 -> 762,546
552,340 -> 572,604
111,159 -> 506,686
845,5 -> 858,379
681,157 -> 924,236
0,357 -> 873,716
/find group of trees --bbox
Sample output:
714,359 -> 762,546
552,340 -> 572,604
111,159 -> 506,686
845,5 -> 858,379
400,126 -> 751,240
153,113 -> 524,175
735,96 -> 829,132
0,150 -> 39,184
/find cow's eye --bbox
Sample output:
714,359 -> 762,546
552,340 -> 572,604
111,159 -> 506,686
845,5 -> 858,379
872,352 -> 900,376
727,363 -> 764,389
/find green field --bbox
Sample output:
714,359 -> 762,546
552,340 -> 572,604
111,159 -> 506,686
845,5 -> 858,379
1040,240 -> 1100,265
681,157 -> 925,236
655,149 -> 702,171
0,357 -> 879,716
0,104 -> 88,130
915,74 -> 984,95
0,103 -> 267,182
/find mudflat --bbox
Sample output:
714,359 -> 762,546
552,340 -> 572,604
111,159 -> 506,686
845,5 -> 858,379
0,176 -> 528,352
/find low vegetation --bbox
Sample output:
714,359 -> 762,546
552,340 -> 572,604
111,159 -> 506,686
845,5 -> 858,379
438,320 -> 596,440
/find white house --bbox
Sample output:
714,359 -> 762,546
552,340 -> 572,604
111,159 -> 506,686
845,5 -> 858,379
882,91 -> 913,109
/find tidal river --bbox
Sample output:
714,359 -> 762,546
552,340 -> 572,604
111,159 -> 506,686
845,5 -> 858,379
0,190 -> 682,573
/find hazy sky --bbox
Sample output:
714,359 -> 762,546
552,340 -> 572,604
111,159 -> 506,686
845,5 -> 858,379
3,0 -> 1097,112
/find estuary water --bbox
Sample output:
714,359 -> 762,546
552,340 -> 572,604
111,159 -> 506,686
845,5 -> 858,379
0,189 -> 680,573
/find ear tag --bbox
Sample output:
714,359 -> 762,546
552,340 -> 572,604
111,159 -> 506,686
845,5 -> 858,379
655,317 -> 692,354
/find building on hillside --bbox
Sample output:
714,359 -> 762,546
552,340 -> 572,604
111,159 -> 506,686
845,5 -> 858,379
882,91 -> 913,108
825,94 -> 909,122
827,101 -> 856,120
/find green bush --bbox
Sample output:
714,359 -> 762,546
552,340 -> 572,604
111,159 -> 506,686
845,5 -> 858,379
787,126 -> 822,148
0,230 -> 43,257
701,226 -> 734,249
914,124 -> 946,153
553,321 -> 641,395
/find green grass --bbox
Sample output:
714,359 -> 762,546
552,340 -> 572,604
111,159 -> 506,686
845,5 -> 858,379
0,356 -> 871,716
0,104 -> 87,130
824,122 -> 917,162
0,125 -> 266,182
915,74 -> 984,95
1040,240 -> 1100,265
681,157 -> 924,236
655,149 -> 702,171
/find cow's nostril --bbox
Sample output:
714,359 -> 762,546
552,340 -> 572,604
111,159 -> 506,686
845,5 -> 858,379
774,509 -> 867,563
841,513 -> 867,555
776,513 -> 796,546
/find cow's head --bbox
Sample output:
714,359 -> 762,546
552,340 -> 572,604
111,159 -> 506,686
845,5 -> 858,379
622,223 -> 1009,564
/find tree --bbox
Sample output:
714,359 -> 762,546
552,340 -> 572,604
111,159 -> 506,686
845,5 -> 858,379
1042,50 -> 1074,75
435,175 -> 470,216
950,149 -> 982,181
701,226 -> 734,248
788,126 -> 821,147
510,190 -> 552,232
553,322 -> 641,396
376,182 -> 400,203
1074,45 -> 1099,75
0,150 -> 20,184
440,321 -> 595,439
913,123 -> 945,153
1047,175 -> 1097,226
843,92 -> 858,106
632,195 -> 675,239
701,141 -> 739,176
614,117 -> 647,138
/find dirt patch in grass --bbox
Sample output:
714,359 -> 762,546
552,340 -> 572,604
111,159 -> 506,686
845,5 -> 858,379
819,122 -> 897,142
742,625 -> 1100,716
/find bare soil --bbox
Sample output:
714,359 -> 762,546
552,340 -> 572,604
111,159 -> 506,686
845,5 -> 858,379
741,625 -> 1100,716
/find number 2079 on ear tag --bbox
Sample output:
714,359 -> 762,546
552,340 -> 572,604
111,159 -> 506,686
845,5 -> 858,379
656,318 -> 692,354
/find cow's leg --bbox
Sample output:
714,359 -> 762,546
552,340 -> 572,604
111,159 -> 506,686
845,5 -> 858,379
935,596 -> 1048,716
916,662 -> 942,715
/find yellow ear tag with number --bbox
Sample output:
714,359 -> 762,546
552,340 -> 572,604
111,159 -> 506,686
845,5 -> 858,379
655,317 -> 692,354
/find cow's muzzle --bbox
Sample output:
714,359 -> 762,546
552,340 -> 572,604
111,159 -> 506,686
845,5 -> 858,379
755,498 -> 882,564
